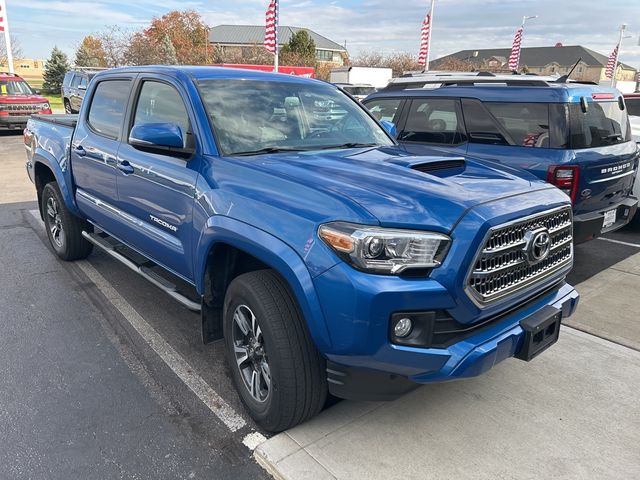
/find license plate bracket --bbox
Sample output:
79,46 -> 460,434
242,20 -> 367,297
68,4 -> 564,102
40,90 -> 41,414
603,209 -> 617,229
515,305 -> 561,362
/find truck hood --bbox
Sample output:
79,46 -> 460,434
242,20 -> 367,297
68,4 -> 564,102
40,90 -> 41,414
0,93 -> 49,103
227,146 -> 550,232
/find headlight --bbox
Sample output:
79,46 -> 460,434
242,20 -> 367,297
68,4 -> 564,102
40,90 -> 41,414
318,222 -> 451,275
43,102 -> 50,110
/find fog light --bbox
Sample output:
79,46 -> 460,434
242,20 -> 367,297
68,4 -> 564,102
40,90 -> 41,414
394,317 -> 413,338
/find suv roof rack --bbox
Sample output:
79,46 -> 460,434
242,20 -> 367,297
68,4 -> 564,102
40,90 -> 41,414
71,67 -> 109,71
382,71 -> 597,91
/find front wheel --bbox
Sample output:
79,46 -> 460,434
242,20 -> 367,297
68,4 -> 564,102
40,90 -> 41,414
42,182 -> 93,261
224,270 -> 327,432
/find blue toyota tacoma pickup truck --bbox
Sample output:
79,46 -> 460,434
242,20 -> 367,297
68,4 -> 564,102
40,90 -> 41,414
24,66 -> 579,432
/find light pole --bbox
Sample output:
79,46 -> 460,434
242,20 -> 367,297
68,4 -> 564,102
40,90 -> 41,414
522,15 -> 538,29
611,24 -> 632,87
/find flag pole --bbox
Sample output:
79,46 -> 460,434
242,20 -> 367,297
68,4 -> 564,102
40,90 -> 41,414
611,24 -> 626,87
274,0 -> 279,73
1,0 -> 14,74
424,0 -> 435,71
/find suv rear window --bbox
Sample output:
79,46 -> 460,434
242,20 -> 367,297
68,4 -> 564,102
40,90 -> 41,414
569,101 -> 630,148
87,80 -> 131,138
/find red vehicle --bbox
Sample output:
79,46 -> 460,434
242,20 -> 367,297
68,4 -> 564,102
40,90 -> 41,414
0,72 -> 52,130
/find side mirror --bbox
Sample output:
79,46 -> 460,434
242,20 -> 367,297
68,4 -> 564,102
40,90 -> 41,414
33,89 -> 41,94
129,123 -> 187,153
380,120 -> 397,138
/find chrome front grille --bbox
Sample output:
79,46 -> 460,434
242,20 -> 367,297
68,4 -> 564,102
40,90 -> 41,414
1,103 -> 49,115
467,206 -> 573,305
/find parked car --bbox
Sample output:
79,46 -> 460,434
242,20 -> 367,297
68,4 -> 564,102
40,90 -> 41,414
623,93 -> 640,225
335,83 -> 377,101
61,68 -> 103,113
0,72 -> 51,130
364,72 -> 639,243
24,66 -> 579,432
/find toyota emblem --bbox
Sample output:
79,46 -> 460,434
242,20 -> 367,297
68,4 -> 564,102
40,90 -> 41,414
523,228 -> 551,265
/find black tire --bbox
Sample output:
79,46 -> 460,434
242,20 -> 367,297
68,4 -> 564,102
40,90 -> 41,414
41,182 -> 93,261
64,99 -> 72,114
223,270 -> 327,432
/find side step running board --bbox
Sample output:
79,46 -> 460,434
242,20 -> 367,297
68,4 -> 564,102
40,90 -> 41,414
81,231 -> 201,312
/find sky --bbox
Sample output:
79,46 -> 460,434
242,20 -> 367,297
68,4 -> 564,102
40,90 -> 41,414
5,0 -> 640,69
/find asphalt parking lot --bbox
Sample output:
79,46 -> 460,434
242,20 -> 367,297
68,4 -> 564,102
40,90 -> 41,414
1,130 -> 639,479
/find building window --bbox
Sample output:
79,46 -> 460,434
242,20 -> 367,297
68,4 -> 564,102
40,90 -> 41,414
316,50 -> 334,61
19,64 -> 30,69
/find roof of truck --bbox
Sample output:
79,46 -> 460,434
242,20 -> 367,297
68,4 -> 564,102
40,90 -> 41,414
96,65 -> 326,85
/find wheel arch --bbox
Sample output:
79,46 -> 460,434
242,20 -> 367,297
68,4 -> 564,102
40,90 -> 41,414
32,152 -> 79,217
196,216 -> 333,352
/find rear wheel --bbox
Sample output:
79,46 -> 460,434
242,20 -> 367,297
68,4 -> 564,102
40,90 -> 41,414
224,270 -> 327,432
42,182 -> 93,261
64,99 -> 72,114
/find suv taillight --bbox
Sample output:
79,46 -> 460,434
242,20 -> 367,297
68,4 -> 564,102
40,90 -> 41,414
547,165 -> 580,203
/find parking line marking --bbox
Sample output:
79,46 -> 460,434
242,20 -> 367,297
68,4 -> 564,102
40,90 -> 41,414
76,259 -> 247,432
596,237 -> 640,248
29,206 -> 246,432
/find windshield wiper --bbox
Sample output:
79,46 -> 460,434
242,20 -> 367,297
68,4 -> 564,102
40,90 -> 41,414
231,147 -> 307,156
316,143 -> 378,150
601,134 -> 622,145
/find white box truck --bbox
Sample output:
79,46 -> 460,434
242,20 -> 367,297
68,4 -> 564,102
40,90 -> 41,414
330,67 -> 393,90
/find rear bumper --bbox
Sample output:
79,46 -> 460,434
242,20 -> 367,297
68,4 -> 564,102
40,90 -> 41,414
573,196 -> 638,243
326,282 -> 579,401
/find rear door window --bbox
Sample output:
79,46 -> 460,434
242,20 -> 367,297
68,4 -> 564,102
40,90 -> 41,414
399,98 -> 466,145
87,80 -> 131,139
78,76 -> 88,89
63,72 -> 75,87
461,98 -> 511,145
485,102 -> 550,148
365,98 -> 403,123
71,74 -> 83,88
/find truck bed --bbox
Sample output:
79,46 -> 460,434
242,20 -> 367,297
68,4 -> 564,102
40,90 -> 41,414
31,114 -> 78,128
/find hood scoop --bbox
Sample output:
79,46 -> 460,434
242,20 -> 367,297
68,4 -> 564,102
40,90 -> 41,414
411,158 -> 466,174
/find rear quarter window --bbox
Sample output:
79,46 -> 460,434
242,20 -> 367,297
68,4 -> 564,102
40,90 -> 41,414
63,72 -> 74,87
485,102 -> 550,148
626,98 -> 640,117
87,80 -> 131,139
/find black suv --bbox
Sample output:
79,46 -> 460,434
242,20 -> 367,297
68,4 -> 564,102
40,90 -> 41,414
61,69 -> 103,113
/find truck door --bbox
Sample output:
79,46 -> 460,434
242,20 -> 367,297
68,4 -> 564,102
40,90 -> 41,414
114,77 -> 200,282
72,76 -> 135,236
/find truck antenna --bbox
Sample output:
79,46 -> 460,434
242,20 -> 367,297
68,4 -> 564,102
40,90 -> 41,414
557,57 -> 582,83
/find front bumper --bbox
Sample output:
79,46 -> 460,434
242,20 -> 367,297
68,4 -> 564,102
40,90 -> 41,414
573,196 -> 638,243
0,115 -> 34,129
324,281 -> 579,401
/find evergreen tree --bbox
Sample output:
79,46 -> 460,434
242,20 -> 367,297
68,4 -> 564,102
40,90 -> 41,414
42,47 -> 70,93
280,30 -> 316,66
156,35 -> 178,65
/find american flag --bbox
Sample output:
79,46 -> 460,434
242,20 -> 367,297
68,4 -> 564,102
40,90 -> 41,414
264,0 -> 277,54
605,44 -> 619,79
0,2 -> 5,32
508,27 -> 524,71
417,13 -> 431,67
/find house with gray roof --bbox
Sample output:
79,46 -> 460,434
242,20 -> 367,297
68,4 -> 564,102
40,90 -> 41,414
432,45 -> 637,83
209,25 -> 348,65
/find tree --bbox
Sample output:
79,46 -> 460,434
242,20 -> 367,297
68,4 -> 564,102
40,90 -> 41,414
74,36 -> 107,67
124,31 -> 158,66
98,25 -> 131,67
0,35 -> 23,67
280,30 -> 316,67
42,47 -> 70,93
156,34 -> 178,65
144,10 -> 210,65
351,50 -> 422,77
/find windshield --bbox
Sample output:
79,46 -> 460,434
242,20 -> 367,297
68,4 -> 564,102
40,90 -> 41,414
197,79 -> 393,155
0,79 -> 34,95
568,101 -> 630,148
343,86 -> 376,96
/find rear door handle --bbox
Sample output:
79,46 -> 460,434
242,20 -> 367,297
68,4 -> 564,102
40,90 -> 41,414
118,160 -> 135,175
73,145 -> 86,157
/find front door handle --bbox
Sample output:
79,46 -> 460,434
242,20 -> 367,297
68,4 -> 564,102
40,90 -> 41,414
73,145 -> 86,157
118,160 -> 134,175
